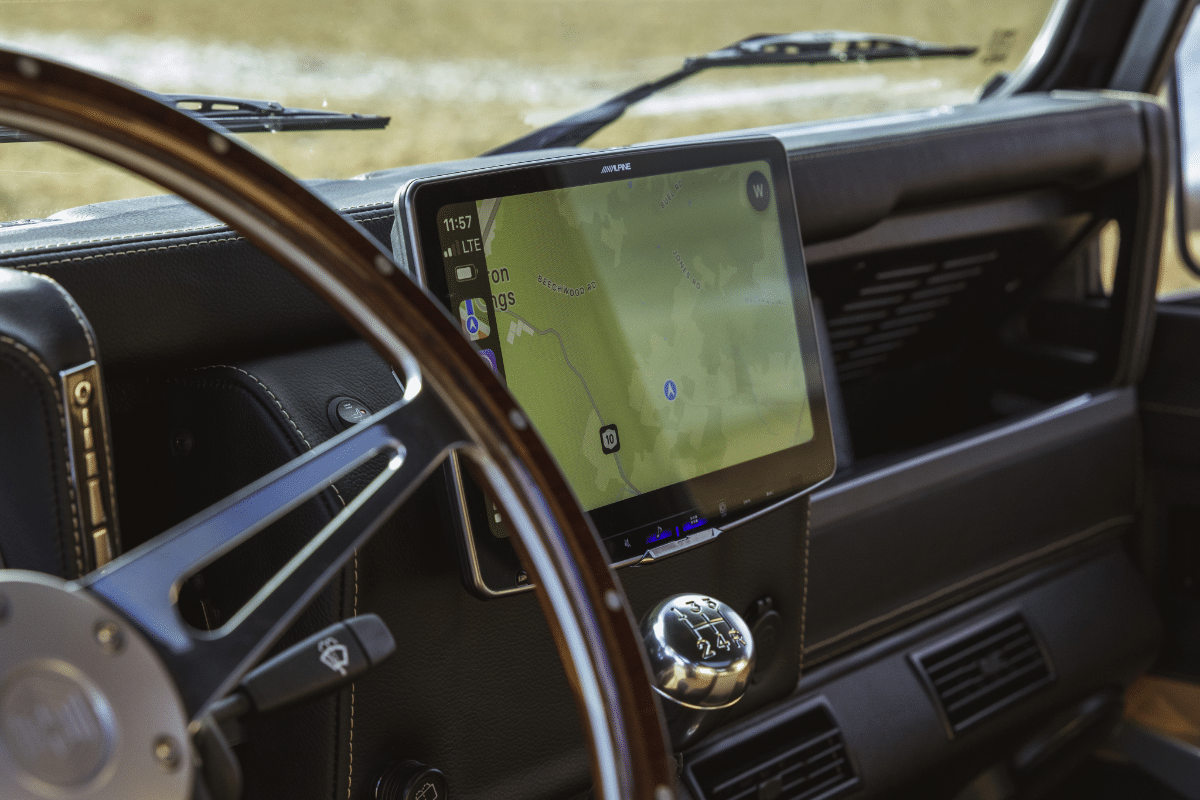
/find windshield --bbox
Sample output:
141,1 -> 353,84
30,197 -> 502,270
0,0 -> 1057,218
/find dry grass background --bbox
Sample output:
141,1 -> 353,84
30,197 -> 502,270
0,0 -> 1196,292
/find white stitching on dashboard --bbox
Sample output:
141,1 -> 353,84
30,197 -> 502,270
799,497 -> 810,675
0,202 -> 390,254
16,238 -> 239,269
11,214 -> 394,271
349,549 -> 358,800
192,365 -> 349,508
0,335 -> 83,576
356,214 -> 393,224
26,272 -> 97,362
0,222 -> 226,253
192,364 -> 355,799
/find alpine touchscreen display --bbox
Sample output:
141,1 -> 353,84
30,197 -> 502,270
405,138 -> 834,593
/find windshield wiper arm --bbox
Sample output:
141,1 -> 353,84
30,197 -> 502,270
158,95 -> 389,134
0,93 -> 389,143
484,30 -> 976,155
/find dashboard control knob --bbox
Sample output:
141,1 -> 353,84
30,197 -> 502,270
327,395 -> 372,432
640,593 -> 755,750
375,760 -> 447,800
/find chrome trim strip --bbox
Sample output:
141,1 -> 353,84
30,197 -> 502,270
988,0 -> 1078,100
59,360 -> 118,570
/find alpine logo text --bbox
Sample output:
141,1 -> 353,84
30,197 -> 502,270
600,163 -> 632,174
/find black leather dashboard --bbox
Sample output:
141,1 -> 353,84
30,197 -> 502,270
0,90 -> 1169,800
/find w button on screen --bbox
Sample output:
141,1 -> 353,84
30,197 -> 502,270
746,170 -> 770,212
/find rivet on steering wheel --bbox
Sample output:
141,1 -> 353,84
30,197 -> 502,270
14,57 -> 38,80
604,590 -> 622,612
207,132 -> 230,155
152,736 -> 182,773
93,621 -> 123,654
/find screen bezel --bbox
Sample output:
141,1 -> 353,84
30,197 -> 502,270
406,137 -> 835,569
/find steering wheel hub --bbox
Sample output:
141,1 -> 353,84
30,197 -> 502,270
1,662 -> 115,786
0,572 -> 191,800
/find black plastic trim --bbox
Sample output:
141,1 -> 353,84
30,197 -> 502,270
910,610 -> 1056,738
692,544 -> 1159,800
805,389 -> 1138,662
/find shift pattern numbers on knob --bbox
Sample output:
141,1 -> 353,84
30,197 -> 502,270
671,597 -> 746,660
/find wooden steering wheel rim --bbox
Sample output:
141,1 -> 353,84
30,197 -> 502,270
0,48 -> 674,800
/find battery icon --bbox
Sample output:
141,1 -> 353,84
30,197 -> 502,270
456,265 -> 476,281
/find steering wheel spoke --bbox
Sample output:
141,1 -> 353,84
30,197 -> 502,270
0,48 -> 675,799
79,381 -> 466,719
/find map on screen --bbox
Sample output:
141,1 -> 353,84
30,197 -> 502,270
473,161 -> 814,513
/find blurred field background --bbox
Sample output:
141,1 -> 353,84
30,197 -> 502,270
1,0 -> 1197,292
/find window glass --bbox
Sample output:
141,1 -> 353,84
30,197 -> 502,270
1163,10 -> 1200,297
0,0 -> 1057,217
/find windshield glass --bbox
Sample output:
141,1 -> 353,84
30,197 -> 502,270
0,0 -> 1057,218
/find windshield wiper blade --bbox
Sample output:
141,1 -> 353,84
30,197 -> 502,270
0,93 -> 389,143
159,95 -> 390,134
484,30 -> 977,155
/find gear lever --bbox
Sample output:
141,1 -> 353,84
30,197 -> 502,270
640,594 -> 755,750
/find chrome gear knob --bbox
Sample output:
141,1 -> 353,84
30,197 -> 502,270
640,594 -> 755,750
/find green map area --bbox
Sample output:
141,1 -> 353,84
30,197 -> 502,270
479,161 -> 813,512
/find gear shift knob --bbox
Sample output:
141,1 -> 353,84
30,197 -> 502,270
640,594 -> 755,750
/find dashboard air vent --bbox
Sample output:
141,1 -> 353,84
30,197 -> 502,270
686,702 -> 857,800
824,250 -> 998,381
914,613 -> 1054,736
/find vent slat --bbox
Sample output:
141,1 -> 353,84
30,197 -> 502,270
788,753 -> 848,783
914,614 -> 1054,735
910,281 -> 968,300
922,621 -> 1026,674
861,279 -> 921,295
709,733 -> 846,795
798,740 -> 844,767
842,295 -> 904,311
876,263 -> 936,280
943,659 -> 1049,714
879,312 -> 936,330
932,642 -> 1043,696
824,249 -> 1007,382
943,251 -> 998,269
930,640 -> 1040,692
712,786 -> 756,800
689,705 -> 858,800
847,341 -> 906,359
828,311 -> 888,326
894,297 -> 952,315
785,769 -> 853,800
864,327 -> 919,345
828,325 -> 873,340
927,266 -> 984,284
